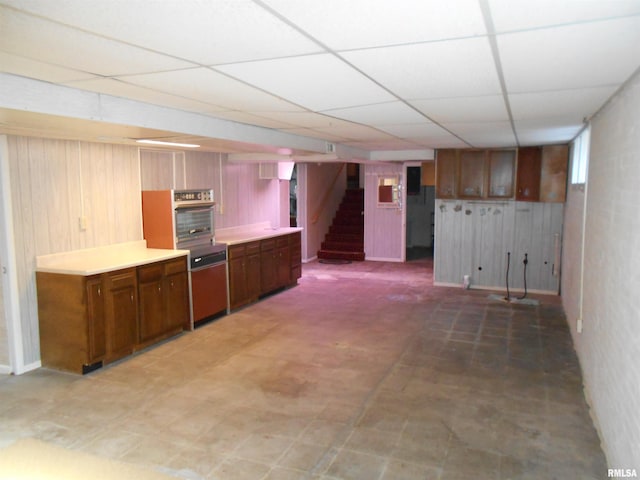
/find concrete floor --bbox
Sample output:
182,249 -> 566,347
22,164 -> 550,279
0,258 -> 606,479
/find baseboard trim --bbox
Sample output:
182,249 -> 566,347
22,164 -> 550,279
0,364 -> 12,375
15,360 -> 41,375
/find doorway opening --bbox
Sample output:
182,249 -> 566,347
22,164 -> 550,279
405,165 -> 435,262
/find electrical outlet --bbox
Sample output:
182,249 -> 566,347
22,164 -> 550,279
577,318 -> 583,333
79,216 -> 88,231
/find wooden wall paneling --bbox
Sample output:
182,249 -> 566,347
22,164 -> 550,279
475,203 -> 509,288
184,151 -> 218,190
174,152 -> 186,190
539,203 -> 564,292
434,200 -> 465,284
140,149 -> 175,190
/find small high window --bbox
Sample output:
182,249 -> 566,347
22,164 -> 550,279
571,126 -> 590,185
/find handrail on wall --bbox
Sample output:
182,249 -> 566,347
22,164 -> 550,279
311,163 -> 346,224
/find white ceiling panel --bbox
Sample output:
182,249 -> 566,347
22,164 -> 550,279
323,102 -> 429,126
510,86 -> 617,121
514,119 -> 584,146
2,0 -> 322,65
216,54 -> 396,111
342,38 -> 502,99
1,1 -> 639,156
377,123 -> 451,139
0,8 -> 193,76
0,52 -> 98,84
410,95 -> 509,123
499,17 -> 640,93
123,68 -> 305,112
489,0 -> 640,32
262,0 -> 486,50
443,121 -> 516,147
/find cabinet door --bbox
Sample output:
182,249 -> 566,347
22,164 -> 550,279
459,150 -> 486,198
260,239 -> 277,293
436,149 -> 457,198
138,278 -> 164,343
86,278 -> 106,362
246,252 -> 262,300
276,236 -> 290,287
229,256 -> 247,309
540,145 -> 569,203
104,269 -> 137,361
290,232 -> 302,282
488,150 -> 515,198
165,271 -> 189,331
516,147 -> 542,201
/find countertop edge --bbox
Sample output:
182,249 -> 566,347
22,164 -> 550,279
36,248 -> 189,276
216,227 -> 303,246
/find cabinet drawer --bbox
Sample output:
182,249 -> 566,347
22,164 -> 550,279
246,241 -> 261,256
228,244 -> 245,259
261,238 -> 276,251
164,257 -> 186,276
138,263 -> 163,283
109,269 -> 137,288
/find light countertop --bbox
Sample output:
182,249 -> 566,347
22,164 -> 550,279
36,241 -> 188,276
216,223 -> 302,246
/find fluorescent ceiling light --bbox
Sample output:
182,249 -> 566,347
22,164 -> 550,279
136,139 -> 200,148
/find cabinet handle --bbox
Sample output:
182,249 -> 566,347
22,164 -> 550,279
130,294 -> 134,303
158,285 -> 161,293
97,287 -> 101,296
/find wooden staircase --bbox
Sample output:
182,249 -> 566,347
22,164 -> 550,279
317,189 -> 365,262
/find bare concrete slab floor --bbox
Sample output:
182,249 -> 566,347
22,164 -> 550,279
0,258 -> 607,479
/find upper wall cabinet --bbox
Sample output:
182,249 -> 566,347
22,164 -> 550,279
437,145 -> 567,202
436,148 -> 516,200
516,145 -> 569,203
488,150 -> 516,198
435,149 -> 458,198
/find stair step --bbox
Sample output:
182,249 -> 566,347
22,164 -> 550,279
321,241 -> 364,252
330,224 -> 363,235
333,215 -> 364,226
317,249 -> 365,262
325,233 -> 363,243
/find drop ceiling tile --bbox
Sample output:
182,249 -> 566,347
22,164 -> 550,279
0,8 -> 193,76
313,123 -> 396,141
410,136 -> 471,149
122,68 -> 305,112
342,37 -> 502,99
324,101 -> 429,126
488,0 -> 640,32
515,119 -> 584,145
2,0 -> 322,64
64,77 -> 228,113
377,123 -> 451,139
262,0 -> 486,50
442,121 -> 517,147
410,95 -> 509,123
0,52 -> 98,83
216,54 -> 396,111
510,86 -> 617,121
498,17 -> 640,92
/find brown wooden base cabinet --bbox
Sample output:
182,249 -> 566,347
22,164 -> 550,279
36,257 -> 189,374
228,232 -> 301,311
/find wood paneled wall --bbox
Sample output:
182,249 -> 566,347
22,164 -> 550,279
7,136 -> 142,366
434,199 -> 563,293
0,248 -> 7,368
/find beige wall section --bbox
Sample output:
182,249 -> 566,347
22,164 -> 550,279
7,136 -> 142,366
0,249 -> 7,369
562,71 -> 640,468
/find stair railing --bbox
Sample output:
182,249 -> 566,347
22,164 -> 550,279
311,163 -> 346,224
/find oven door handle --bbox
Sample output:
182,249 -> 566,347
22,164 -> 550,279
191,261 -> 225,272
